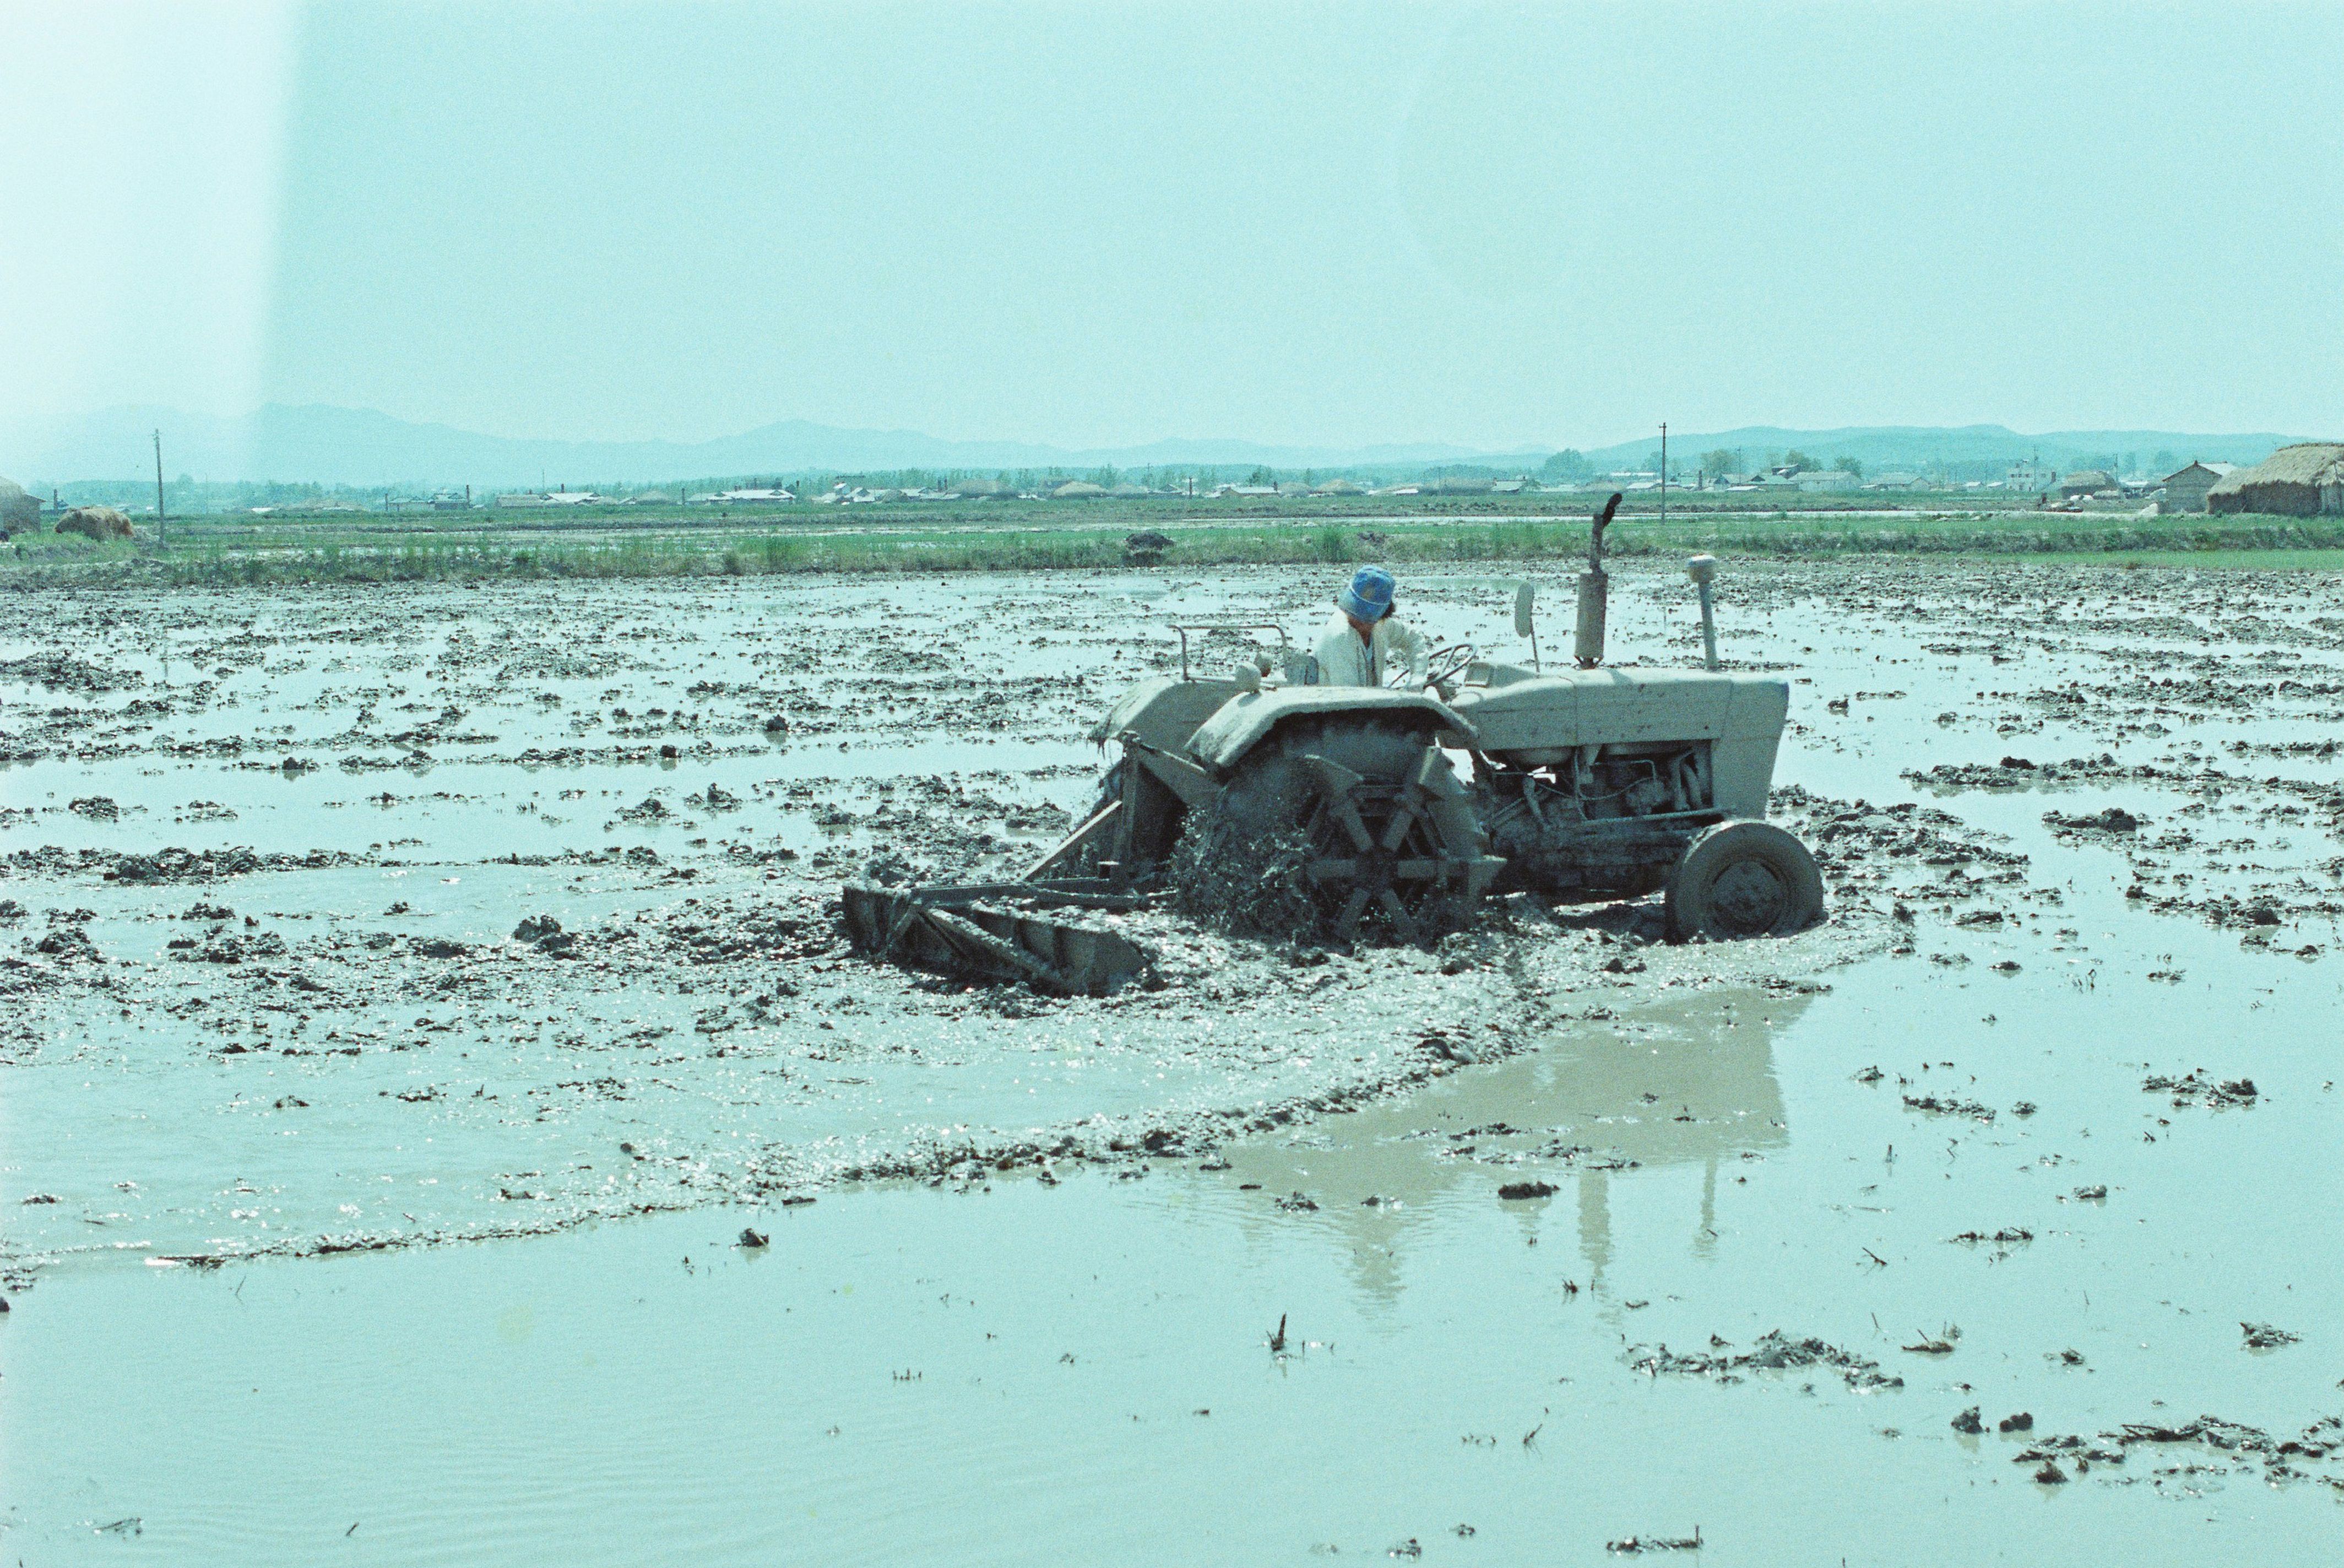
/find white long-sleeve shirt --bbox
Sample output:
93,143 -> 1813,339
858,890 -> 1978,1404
1311,609 -> 1429,688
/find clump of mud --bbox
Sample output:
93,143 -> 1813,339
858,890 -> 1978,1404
1166,816 -> 1318,940
1165,813 -> 1472,948
1981,1406 -> 2344,1491
1625,1330 -> 1904,1393
2144,1068 -> 2258,1109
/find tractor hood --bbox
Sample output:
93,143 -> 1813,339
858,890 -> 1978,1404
1187,686 -> 1474,772
1442,666 -> 1788,756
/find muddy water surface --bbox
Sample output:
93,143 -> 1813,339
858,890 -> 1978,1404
5,561 -> 2342,1560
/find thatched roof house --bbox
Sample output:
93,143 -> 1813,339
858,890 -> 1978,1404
2057,469 -> 2116,499
2206,444 -> 2344,517
0,475 -> 39,534
1050,480 -> 1108,500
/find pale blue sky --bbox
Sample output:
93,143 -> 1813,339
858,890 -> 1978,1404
7,1 -> 2340,451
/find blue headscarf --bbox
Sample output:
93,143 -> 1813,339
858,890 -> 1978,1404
1338,565 -> 1396,622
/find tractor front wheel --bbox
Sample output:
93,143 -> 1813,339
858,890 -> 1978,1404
1663,821 -> 1825,941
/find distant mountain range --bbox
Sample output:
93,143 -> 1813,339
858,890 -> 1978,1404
2,404 -> 2315,489
6,404 -> 1543,489
1571,424 -> 2308,476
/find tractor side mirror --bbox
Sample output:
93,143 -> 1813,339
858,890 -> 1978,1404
1512,582 -> 1535,638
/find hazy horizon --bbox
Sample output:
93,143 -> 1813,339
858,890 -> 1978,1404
8,1 -> 2340,458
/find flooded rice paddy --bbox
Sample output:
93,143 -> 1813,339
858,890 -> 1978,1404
4,560 -> 2340,1561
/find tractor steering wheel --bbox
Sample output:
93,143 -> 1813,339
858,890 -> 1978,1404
1391,643 -> 1475,691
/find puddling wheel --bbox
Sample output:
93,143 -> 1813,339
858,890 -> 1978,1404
1208,719 -> 1496,943
1664,820 -> 1825,941
1296,753 -> 1468,942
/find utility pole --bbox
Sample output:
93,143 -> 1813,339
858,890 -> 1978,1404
1658,422 -> 1668,530
154,430 -> 167,542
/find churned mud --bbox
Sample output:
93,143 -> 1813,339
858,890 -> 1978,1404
0,569 -> 1924,1275
4,558 -> 2341,1560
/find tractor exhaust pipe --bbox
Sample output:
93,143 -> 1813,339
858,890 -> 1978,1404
1574,574 -> 1606,668
1575,492 -> 1622,668
1686,554 -> 1719,670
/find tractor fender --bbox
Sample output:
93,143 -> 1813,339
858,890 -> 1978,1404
1088,674 -> 1247,749
1187,686 -> 1476,773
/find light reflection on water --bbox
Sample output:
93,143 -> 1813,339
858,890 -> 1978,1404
8,935 -> 2340,1564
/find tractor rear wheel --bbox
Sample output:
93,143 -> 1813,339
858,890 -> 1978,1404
1664,820 -> 1825,941
1189,719 -> 1489,945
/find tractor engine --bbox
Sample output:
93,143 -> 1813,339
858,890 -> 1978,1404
1472,741 -> 1717,898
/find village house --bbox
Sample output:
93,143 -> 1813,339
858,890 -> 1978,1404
2157,462 -> 2236,514
0,475 -> 39,533
2004,459 -> 2056,492
2206,444 -> 2344,517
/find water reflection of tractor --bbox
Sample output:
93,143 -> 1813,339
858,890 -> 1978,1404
844,496 -> 1824,989
1046,496 -> 1822,944
1214,988 -> 1804,1305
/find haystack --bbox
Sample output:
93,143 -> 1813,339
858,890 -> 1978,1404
2206,443 -> 2344,517
57,504 -> 134,540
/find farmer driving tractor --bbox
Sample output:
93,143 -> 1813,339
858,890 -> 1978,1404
1312,565 -> 1429,688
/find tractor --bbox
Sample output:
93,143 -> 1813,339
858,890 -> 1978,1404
1030,496 -> 1822,945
